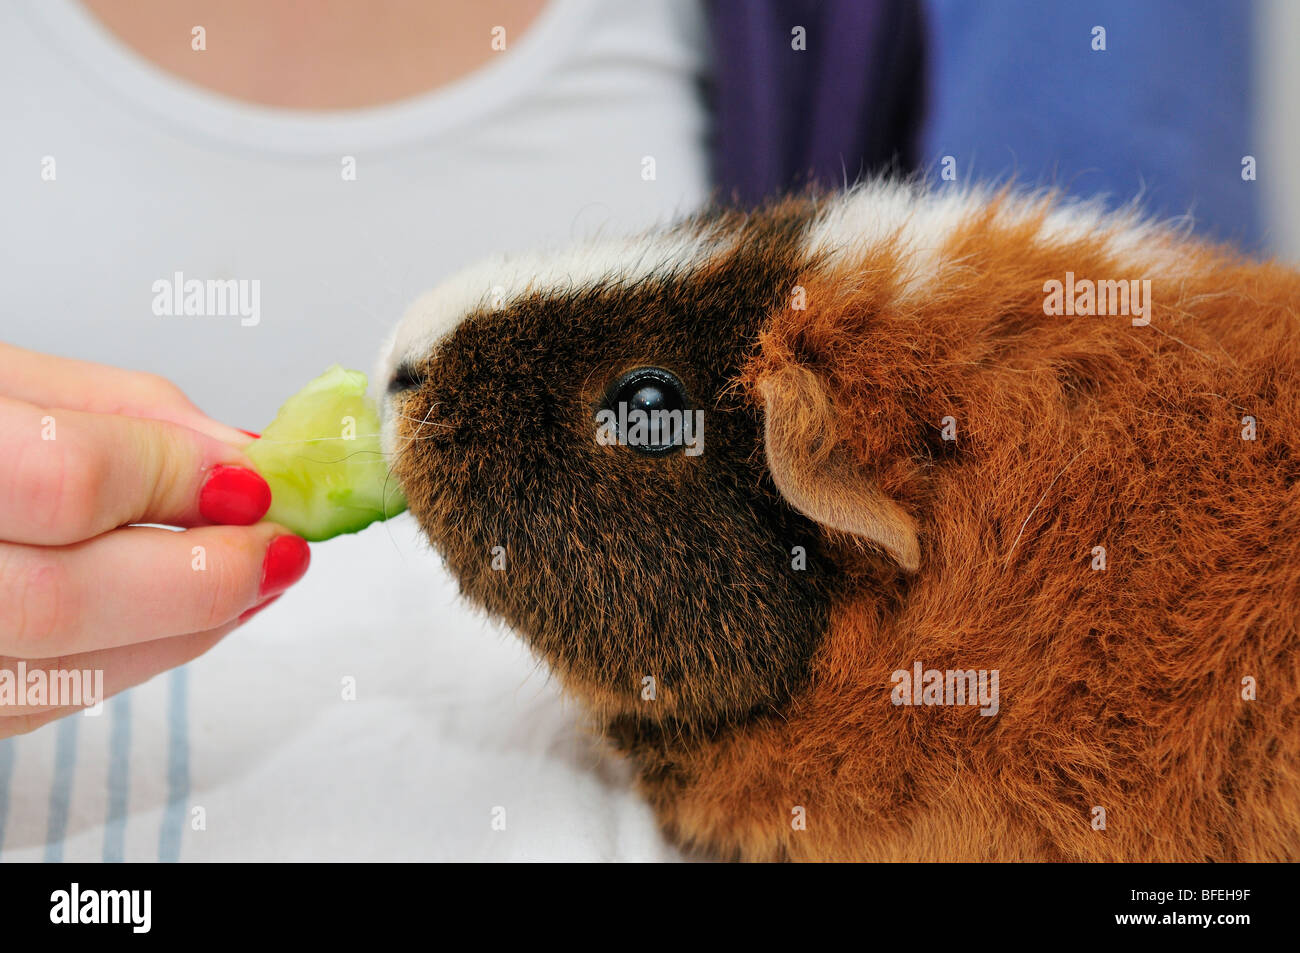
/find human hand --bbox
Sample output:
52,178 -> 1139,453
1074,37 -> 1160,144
0,343 -> 310,736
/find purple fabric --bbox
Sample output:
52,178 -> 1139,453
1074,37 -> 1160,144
705,0 -> 926,205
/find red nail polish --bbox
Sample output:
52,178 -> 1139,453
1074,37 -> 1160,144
239,429 -> 261,439
199,466 -> 272,525
239,594 -> 282,623
259,535 -> 310,598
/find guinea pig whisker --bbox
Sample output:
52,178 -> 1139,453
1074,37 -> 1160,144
392,402 -> 448,459
243,433 -> 390,444
398,410 -> 453,430
392,411 -> 452,431
1004,445 -> 1090,567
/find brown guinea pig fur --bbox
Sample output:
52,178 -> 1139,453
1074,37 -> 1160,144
376,181 -> 1300,862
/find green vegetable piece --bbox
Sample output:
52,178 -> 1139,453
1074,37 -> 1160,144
245,365 -> 407,541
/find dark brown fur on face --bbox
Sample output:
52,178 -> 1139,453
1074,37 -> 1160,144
390,201 -> 847,725
389,187 -> 1300,861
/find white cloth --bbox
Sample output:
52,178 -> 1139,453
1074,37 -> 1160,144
0,0 -> 708,861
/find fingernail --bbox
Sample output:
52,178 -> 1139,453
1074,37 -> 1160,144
259,535 -> 311,598
239,594 -> 282,623
239,429 -> 261,439
199,465 -> 272,525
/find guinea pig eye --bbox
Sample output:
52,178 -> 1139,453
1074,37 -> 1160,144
387,363 -> 425,395
601,366 -> 689,455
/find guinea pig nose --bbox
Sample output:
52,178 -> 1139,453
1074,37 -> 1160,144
387,362 -> 426,395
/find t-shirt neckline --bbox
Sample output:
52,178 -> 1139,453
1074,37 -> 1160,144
20,0 -> 597,156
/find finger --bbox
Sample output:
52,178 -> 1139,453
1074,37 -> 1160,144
0,396 -> 271,545
0,524 -> 309,658
0,624 -> 234,721
0,707 -> 70,738
0,600 -> 288,736
0,341 -> 255,445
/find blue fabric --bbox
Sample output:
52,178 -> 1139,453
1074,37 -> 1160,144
919,0 -> 1262,249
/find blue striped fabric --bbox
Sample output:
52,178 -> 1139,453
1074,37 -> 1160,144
159,668 -> 189,863
42,716 -> 79,862
0,668 -> 188,862
102,693 -> 131,862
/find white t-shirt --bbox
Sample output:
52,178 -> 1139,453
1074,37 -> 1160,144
0,0 -> 708,861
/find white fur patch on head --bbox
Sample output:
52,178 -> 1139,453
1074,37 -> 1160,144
374,220 -> 738,457
804,180 -> 1194,300
807,181 -> 988,299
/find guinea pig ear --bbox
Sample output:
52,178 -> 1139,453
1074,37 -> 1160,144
759,365 -> 921,573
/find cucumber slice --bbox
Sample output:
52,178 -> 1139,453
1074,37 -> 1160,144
245,365 -> 407,541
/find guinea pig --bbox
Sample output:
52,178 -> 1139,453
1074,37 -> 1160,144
375,180 -> 1300,862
